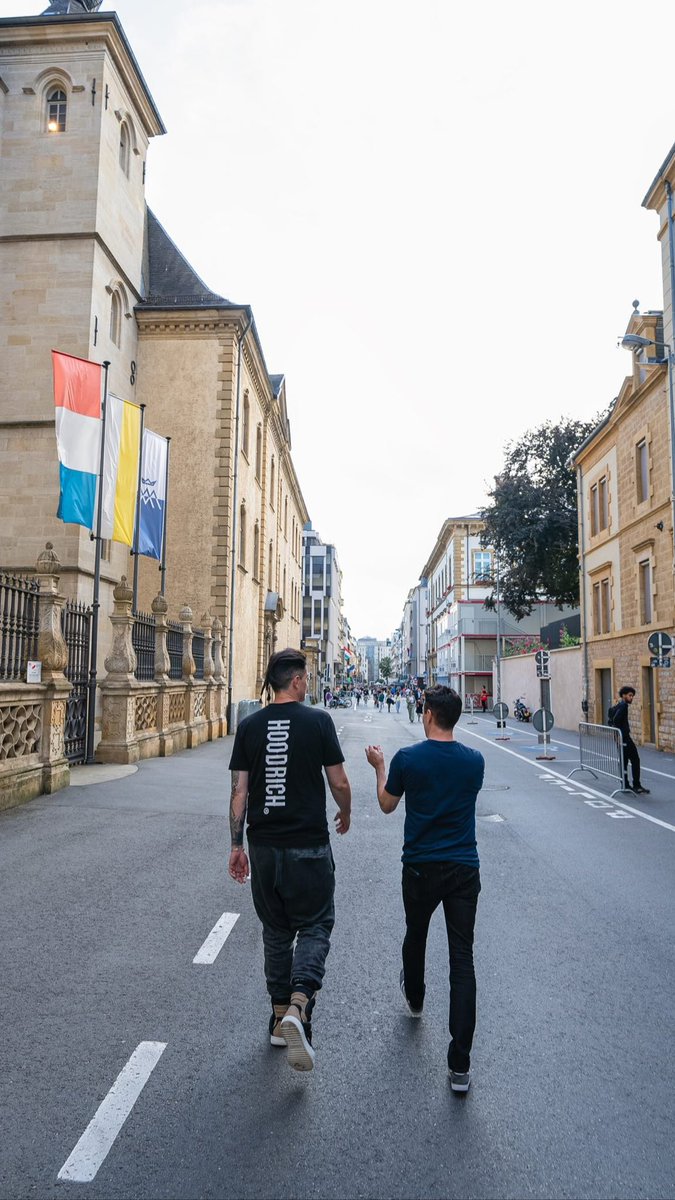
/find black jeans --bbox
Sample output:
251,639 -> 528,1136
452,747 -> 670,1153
622,737 -> 641,788
249,843 -> 335,1008
402,861 -> 481,1072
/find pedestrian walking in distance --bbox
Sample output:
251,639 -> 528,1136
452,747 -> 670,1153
365,685 -> 484,1093
609,685 -> 650,795
228,648 -> 352,1073
406,693 -> 416,724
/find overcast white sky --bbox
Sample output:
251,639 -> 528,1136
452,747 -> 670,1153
5,0 -> 674,638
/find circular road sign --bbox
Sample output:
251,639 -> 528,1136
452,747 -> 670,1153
532,708 -> 554,734
493,702 -> 509,721
648,631 -> 673,657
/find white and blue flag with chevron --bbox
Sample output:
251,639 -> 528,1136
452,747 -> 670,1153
137,429 -> 168,560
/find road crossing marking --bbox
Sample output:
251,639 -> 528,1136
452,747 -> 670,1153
193,912 -> 240,964
464,727 -> 675,833
57,1041 -> 166,1183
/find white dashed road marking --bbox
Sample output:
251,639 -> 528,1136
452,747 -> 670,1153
193,912 -> 240,964
57,1041 -> 166,1183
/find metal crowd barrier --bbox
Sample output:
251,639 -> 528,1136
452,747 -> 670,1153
568,722 -> 630,797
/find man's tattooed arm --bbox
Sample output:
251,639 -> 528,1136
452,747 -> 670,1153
229,770 -> 247,849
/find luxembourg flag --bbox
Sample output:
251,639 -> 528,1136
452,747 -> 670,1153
100,395 -> 142,546
53,351 -> 102,529
137,429 -> 168,560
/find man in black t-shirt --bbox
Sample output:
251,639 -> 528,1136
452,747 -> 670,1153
228,648 -> 352,1073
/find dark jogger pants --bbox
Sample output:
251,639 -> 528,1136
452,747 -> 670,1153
402,861 -> 481,1072
248,843 -> 335,1007
622,737 -> 642,789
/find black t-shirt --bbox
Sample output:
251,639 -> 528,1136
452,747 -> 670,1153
228,702 -> 345,847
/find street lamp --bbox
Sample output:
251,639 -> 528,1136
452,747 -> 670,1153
620,333 -> 675,573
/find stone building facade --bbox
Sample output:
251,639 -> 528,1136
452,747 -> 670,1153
571,308 -> 674,750
0,8 -> 309,730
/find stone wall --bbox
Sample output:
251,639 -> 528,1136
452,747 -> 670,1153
495,645 -> 583,733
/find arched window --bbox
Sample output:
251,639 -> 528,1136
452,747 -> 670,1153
46,87 -> 67,134
109,291 -> 122,347
270,457 -> 276,506
119,122 -> 130,176
239,503 -> 247,567
255,424 -> 262,481
268,540 -> 274,583
253,521 -> 260,578
241,393 -> 250,458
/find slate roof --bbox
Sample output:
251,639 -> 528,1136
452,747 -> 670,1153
270,374 -> 285,397
140,209 -> 233,309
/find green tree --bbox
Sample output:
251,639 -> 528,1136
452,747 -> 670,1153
481,416 -> 601,620
379,657 -> 392,682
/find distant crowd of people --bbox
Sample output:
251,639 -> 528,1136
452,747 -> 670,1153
323,682 -> 428,722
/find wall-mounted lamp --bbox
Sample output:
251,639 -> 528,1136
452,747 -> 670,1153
655,521 -> 665,532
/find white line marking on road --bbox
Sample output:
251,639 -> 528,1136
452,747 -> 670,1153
472,716 -> 675,780
463,727 -> 675,833
57,1041 -> 166,1183
193,912 -> 240,965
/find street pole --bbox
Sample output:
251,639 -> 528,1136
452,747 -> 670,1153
495,552 -> 502,705
85,359 -> 110,765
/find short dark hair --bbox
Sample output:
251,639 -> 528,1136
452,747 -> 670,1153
619,685 -> 636,697
262,647 -> 307,695
423,685 -> 462,730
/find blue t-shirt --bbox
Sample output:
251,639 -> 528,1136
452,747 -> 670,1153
385,739 -> 484,866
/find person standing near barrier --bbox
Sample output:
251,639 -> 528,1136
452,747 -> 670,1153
228,648 -> 352,1073
365,685 -> 484,1093
609,686 -> 650,795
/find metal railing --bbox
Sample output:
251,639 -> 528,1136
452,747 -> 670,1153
0,573 -> 40,682
192,630 -> 205,680
62,599 -> 92,765
132,611 -> 156,682
568,723 -> 631,797
167,620 -> 183,681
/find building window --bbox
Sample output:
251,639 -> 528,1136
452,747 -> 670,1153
283,566 -> 287,604
313,598 -> 322,637
636,440 -> 649,505
639,559 -> 653,624
473,550 -> 492,582
255,425 -> 262,481
239,503 -> 246,567
253,521 -> 260,579
284,497 -> 288,539
109,291 -> 122,347
270,457 -> 275,506
46,87 -> 67,133
592,576 -> 611,635
241,393 -> 250,458
590,477 -> 609,536
119,122 -> 131,176
312,556 -> 324,590
268,540 -> 274,583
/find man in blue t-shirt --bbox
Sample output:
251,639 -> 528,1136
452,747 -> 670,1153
366,685 -> 484,1093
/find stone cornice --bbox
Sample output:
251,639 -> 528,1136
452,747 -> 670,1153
573,364 -> 667,468
135,310 -> 242,338
0,14 -> 165,137
0,230 -> 141,302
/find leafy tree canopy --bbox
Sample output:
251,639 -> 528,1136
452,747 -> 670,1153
481,416 -> 601,620
378,657 -> 393,682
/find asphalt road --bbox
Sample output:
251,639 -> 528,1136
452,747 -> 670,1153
1,704 -> 675,1200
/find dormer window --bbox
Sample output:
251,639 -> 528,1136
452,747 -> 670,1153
47,87 -> 67,134
119,122 -> 130,176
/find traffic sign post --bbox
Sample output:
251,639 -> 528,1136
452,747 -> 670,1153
533,707 -> 555,759
493,701 -> 510,741
535,649 -> 551,679
650,656 -> 671,669
648,631 -> 673,658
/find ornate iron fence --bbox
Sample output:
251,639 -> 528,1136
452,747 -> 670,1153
62,599 -> 92,764
0,573 -> 40,682
193,630 -> 205,680
132,611 -> 156,682
167,620 -> 183,681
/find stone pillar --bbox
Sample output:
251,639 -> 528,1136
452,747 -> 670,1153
201,613 -> 215,682
152,592 -> 173,754
200,612 -> 218,740
97,577 -> 140,764
181,605 -> 195,681
34,543 -> 71,793
212,615 -> 226,737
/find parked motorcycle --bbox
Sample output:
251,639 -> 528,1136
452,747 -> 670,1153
514,696 -> 532,722
329,696 -> 352,709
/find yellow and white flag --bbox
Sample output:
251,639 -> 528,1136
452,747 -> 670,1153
99,394 -> 142,546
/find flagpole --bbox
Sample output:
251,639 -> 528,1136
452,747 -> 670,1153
86,359 -> 110,765
160,436 -> 171,596
131,403 -> 146,614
